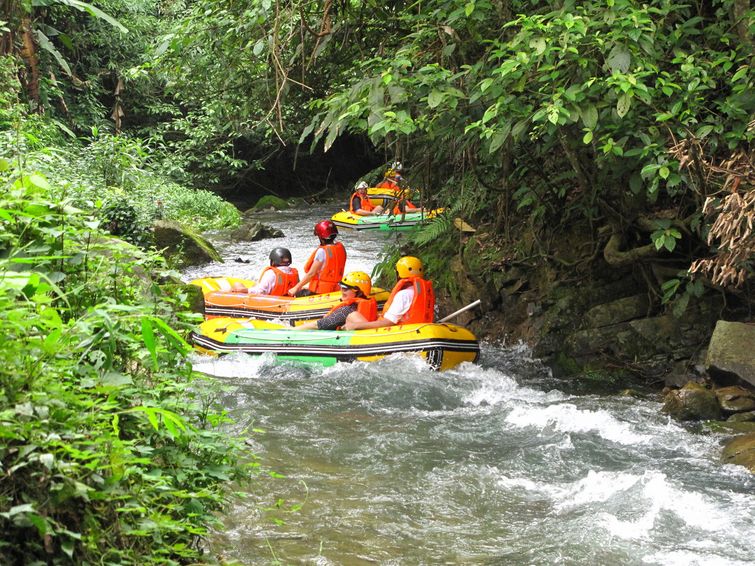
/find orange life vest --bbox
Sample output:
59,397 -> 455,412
376,179 -> 400,191
303,241 -> 347,294
382,277 -> 435,324
350,193 -> 375,213
325,297 -> 378,324
258,266 -> 299,296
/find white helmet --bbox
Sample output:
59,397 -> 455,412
391,161 -> 403,172
355,181 -> 368,190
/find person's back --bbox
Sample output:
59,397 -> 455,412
344,256 -> 434,330
232,247 -> 298,295
288,220 -> 347,297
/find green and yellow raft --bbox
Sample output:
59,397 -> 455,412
189,276 -> 390,324
331,208 -> 443,231
192,318 -> 480,371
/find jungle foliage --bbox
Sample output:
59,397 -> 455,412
301,0 -> 754,301
116,0 -> 754,299
0,162 -> 254,562
0,50 -> 248,563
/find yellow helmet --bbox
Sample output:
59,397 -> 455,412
396,256 -> 424,278
340,271 -> 372,296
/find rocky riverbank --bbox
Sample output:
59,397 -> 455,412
442,229 -> 755,473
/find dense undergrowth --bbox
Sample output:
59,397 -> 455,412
0,59 -> 253,563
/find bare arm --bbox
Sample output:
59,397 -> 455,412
288,259 -> 323,296
343,315 -> 395,331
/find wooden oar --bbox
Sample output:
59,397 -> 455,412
438,299 -> 481,323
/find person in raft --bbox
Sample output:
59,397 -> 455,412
231,247 -> 299,295
376,161 -> 423,214
287,219 -> 347,297
343,256 -> 434,330
298,272 -> 377,330
349,181 -> 384,216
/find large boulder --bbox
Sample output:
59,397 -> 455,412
153,220 -> 223,267
661,382 -> 721,421
251,195 -> 289,211
229,220 -> 284,242
706,321 -> 755,387
721,432 -> 755,473
584,294 -> 650,328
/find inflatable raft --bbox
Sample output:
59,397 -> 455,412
190,277 -> 391,324
192,318 -> 480,371
365,186 -> 402,208
331,208 -> 443,231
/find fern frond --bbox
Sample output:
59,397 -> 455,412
411,213 -> 453,246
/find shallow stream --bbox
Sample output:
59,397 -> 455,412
184,205 -> 754,565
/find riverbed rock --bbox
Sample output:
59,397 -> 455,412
584,294 -> 650,328
721,432 -> 755,473
661,382 -> 721,421
715,386 -> 755,414
153,220 -> 223,267
706,321 -> 755,387
727,411 -> 755,423
229,220 -> 284,242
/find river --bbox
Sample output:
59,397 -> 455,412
183,205 -> 755,565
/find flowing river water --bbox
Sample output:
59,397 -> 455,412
182,205 -> 754,565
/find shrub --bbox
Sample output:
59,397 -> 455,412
0,169 -> 254,563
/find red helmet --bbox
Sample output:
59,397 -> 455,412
314,219 -> 338,240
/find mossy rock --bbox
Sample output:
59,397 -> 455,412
153,220 -> 222,267
661,382 -> 721,421
721,432 -> 755,473
253,195 -> 289,210
715,386 -> 755,414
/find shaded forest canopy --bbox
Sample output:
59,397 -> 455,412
2,0 -> 754,312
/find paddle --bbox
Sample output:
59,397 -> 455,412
438,299 -> 481,323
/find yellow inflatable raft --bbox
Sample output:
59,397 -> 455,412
192,317 -> 480,371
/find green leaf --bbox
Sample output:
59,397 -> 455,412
580,104 -> 598,129
616,94 -> 631,118
465,2 -> 475,17
427,90 -> 444,108
582,130 -> 593,144
33,30 -> 72,77
607,45 -> 631,73
27,173 -> 51,190
57,0 -> 128,33
659,166 -> 670,179
151,317 -> 191,354
141,317 -> 158,370
695,124 -> 714,138
101,372 -> 133,387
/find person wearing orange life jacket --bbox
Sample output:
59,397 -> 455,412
375,161 -> 423,214
349,181 -> 384,216
344,256 -> 434,330
298,272 -> 378,330
231,247 -> 299,296
288,220 -> 347,297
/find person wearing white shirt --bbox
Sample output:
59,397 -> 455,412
344,256 -> 434,330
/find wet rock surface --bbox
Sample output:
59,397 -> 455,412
706,321 -> 755,387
